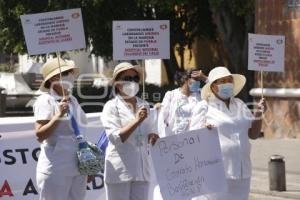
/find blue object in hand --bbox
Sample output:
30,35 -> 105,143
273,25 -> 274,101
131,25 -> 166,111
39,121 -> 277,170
96,130 -> 109,155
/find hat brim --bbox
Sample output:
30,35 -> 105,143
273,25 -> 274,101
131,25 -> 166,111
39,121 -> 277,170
39,66 -> 79,92
110,65 -> 144,84
201,74 -> 246,100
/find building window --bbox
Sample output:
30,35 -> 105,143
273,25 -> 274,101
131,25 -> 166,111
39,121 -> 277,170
288,0 -> 300,8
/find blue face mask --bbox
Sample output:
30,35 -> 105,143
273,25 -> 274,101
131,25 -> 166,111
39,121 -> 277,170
217,83 -> 234,99
189,80 -> 201,93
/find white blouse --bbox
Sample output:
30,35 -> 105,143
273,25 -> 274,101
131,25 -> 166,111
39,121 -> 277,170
157,88 -> 201,137
101,95 -> 156,183
191,97 -> 254,179
33,91 -> 87,176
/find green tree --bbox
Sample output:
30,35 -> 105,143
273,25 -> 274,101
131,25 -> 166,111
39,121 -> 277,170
0,0 -> 255,100
209,0 -> 255,100
0,0 -> 216,82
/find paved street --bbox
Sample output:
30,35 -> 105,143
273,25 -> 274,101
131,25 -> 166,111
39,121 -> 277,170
249,138 -> 300,200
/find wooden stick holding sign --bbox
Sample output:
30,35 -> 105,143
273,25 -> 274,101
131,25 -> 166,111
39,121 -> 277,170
260,71 -> 264,98
248,33 -> 285,99
56,52 -> 66,98
142,60 -> 146,101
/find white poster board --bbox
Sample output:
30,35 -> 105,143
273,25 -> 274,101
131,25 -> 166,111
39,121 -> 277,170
20,8 -> 86,55
150,128 -> 226,200
0,118 -> 105,200
248,33 -> 285,72
113,20 -> 170,60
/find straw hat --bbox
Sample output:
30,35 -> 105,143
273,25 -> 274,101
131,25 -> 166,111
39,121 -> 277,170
111,62 -> 143,84
40,57 -> 79,92
201,66 -> 246,100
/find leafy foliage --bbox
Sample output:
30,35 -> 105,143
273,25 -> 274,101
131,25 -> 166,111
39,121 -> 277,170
0,0 -> 255,87
0,0 -> 215,58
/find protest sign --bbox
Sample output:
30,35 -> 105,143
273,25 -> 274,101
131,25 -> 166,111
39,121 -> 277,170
0,116 -> 105,200
248,33 -> 285,72
150,128 -> 226,200
20,8 -> 86,55
113,20 -> 170,60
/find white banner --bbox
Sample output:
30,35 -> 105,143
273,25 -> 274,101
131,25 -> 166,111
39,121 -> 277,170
150,128 -> 226,200
20,8 -> 86,55
0,116 -> 105,199
113,20 -> 170,60
248,33 -> 285,72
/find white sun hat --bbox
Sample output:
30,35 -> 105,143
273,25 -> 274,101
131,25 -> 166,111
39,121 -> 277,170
40,57 -> 79,92
111,62 -> 143,84
201,66 -> 246,100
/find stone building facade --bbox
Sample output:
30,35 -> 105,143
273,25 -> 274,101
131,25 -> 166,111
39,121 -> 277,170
254,0 -> 300,138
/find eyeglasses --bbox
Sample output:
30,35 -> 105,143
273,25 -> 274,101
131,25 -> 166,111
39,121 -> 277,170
61,69 -> 74,76
120,75 -> 140,83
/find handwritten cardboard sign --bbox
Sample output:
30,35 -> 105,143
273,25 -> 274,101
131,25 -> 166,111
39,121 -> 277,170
150,128 -> 226,200
20,8 -> 86,55
113,20 -> 170,60
248,33 -> 285,72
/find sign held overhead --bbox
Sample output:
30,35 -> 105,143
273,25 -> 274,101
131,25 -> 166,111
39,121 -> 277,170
21,8 -> 86,55
248,33 -> 285,72
113,20 -> 170,60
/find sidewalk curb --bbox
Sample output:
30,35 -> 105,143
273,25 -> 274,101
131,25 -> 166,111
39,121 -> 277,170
251,189 -> 300,200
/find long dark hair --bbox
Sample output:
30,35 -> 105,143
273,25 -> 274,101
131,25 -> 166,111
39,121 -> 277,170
174,68 -> 197,87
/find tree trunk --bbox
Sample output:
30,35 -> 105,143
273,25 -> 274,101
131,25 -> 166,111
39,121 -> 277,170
163,45 -> 180,84
209,4 -> 255,102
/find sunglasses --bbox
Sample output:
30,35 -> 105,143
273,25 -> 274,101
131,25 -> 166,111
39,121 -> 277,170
61,69 -> 74,76
120,75 -> 140,83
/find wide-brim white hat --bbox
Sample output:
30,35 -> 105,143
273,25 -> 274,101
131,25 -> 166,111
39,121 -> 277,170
201,66 -> 246,100
40,57 -> 79,92
111,62 -> 143,84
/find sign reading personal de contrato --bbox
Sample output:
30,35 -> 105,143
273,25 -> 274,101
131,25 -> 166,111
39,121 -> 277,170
248,33 -> 285,72
113,20 -> 170,60
150,128 -> 227,200
20,8 -> 86,55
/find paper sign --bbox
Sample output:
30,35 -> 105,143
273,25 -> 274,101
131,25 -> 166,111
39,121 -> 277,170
20,8 -> 86,55
150,128 -> 226,200
248,33 -> 285,72
113,20 -> 170,60
0,129 -> 105,200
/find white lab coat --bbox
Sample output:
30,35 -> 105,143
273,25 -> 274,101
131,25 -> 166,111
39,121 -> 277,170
190,97 -> 255,200
157,88 -> 201,137
33,91 -> 87,200
102,95 -> 156,184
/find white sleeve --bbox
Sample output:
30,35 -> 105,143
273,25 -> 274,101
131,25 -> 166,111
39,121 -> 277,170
33,95 -> 53,121
101,100 -> 123,146
157,91 -> 172,137
144,107 -> 159,134
235,98 -> 254,129
189,100 -> 208,130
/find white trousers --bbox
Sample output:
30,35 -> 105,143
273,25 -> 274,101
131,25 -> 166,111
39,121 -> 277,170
105,181 -> 149,200
192,178 -> 251,200
36,172 -> 86,200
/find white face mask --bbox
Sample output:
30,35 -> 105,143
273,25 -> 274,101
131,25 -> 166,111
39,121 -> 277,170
122,82 -> 139,97
217,83 -> 234,99
61,73 -> 75,90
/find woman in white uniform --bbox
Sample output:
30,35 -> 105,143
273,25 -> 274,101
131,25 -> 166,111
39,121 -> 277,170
157,69 -> 207,137
190,66 -> 267,200
34,58 -> 87,200
152,69 -> 207,200
101,62 -> 159,200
